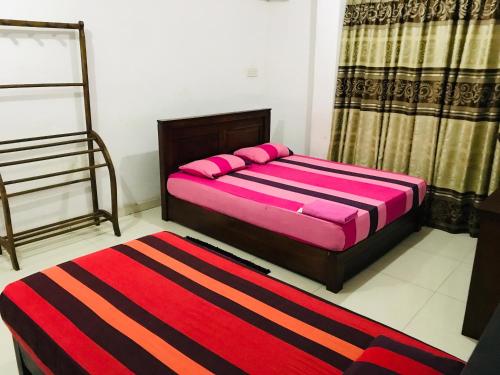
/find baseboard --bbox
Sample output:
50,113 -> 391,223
120,198 -> 161,217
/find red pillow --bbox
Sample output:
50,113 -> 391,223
234,143 -> 292,164
179,154 -> 246,179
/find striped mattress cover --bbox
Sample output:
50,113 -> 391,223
0,232 -> 462,374
167,154 -> 427,251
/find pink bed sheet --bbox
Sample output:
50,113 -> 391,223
167,155 -> 426,252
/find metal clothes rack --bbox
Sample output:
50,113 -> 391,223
0,19 -> 120,270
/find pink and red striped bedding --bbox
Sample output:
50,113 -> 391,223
167,155 -> 426,251
179,154 -> 246,179
234,143 -> 292,164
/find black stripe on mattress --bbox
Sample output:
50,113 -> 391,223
231,172 -> 379,235
277,159 -> 420,209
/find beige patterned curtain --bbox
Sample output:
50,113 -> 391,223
330,0 -> 500,235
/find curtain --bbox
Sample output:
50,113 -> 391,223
329,0 -> 500,235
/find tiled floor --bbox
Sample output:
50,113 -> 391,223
0,207 -> 478,372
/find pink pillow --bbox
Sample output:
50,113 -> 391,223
234,143 -> 292,164
301,200 -> 358,224
179,154 -> 246,179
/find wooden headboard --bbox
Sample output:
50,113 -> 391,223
157,109 -> 271,220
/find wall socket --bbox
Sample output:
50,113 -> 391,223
247,67 -> 259,78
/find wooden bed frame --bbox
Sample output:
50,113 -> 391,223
158,109 -> 423,292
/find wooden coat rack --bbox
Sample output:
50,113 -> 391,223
0,19 -> 120,270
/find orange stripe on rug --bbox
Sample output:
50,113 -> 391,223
42,266 -> 212,375
127,239 -> 363,360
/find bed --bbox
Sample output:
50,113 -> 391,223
158,109 -> 425,292
0,231 -> 467,374
168,155 -> 426,252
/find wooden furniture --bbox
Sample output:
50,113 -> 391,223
462,304 -> 500,375
0,19 -> 120,270
158,109 -> 423,292
463,189 -> 500,339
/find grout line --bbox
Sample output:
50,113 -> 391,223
460,254 -> 475,266
403,290 -> 436,331
434,290 -> 468,304
410,243 -> 469,263
376,249 -> 462,293
433,259 -> 462,294
309,286 -> 323,294
377,269 -> 437,293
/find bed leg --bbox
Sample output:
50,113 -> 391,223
326,253 -> 344,293
416,205 -> 425,232
161,195 -> 169,222
13,338 -> 31,375
161,204 -> 169,221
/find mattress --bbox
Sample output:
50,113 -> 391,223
0,232 -> 462,374
167,154 -> 427,251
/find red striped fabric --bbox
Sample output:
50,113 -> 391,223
4,281 -> 131,374
344,336 -> 465,374
350,347 -> 442,374
0,232 -> 461,374
168,154 -> 427,251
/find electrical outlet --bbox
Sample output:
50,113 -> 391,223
247,67 -> 259,78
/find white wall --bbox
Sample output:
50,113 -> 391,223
265,0 -> 345,157
265,0 -> 316,154
0,0 -> 270,231
309,0 -> 346,158
0,0 -> 345,234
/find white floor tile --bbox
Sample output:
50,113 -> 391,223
0,324 -> 16,375
400,227 -> 451,249
0,230 -> 113,285
404,228 -> 476,261
462,247 -> 477,265
369,243 -> 460,291
437,263 -> 473,302
312,268 -> 379,306
404,293 -> 477,361
315,272 -> 434,330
